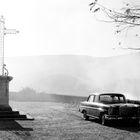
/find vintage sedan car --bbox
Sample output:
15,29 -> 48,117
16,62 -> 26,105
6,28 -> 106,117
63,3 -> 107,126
79,93 -> 140,125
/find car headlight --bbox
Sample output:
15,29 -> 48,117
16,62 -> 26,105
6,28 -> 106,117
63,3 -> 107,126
108,106 -> 119,115
108,107 -> 113,115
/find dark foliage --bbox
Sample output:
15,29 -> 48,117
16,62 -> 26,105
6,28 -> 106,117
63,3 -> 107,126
127,99 -> 140,105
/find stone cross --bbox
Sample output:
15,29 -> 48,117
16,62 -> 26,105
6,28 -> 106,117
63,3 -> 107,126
0,16 -> 19,75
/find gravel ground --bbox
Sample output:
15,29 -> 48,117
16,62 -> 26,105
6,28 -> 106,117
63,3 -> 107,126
0,101 -> 138,140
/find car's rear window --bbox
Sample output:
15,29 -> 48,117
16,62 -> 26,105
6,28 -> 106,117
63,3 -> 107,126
99,94 -> 125,104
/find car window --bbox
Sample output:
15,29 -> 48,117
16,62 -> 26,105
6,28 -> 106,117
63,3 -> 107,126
87,95 -> 95,102
100,95 -> 111,103
118,96 -> 124,102
99,94 -> 125,104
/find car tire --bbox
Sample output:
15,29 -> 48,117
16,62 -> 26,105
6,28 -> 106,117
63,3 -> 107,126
83,111 -> 89,120
100,114 -> 107,125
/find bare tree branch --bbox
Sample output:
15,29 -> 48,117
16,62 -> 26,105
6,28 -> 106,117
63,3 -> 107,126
89,0 -> 140,50
90,1 -> 140,27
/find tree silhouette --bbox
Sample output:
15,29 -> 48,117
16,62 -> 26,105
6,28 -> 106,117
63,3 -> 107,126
89,0 -> 140,50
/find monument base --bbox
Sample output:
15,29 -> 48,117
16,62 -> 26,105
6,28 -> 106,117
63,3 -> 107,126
0,104 -> 12,111
0,76 -> 34,120
0,109 -> 34,120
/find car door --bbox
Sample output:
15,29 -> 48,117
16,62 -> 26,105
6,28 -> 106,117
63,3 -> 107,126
87,95 -> 96,116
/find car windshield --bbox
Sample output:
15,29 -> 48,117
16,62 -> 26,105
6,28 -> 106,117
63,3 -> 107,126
99,94 -> 126,104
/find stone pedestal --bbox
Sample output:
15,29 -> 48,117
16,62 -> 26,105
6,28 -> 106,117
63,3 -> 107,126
0,76 -> 13,111
0,76 -> 34,120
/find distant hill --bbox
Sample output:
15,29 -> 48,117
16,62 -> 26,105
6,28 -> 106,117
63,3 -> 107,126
5,53 -> 140,100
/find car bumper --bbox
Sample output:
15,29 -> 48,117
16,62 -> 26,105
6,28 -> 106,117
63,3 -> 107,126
105,115 -> 140,120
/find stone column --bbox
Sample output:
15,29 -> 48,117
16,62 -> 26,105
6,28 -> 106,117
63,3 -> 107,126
0,76 -> 13,111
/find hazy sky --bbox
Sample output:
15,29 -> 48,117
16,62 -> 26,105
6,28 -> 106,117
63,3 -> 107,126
0,0 -> 140,57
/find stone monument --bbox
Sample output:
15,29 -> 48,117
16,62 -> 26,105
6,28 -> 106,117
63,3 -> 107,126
0,16 -> 18,111
0,16 -> 33,120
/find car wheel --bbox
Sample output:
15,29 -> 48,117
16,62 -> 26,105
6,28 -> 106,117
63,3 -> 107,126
83,111 -> 89,120
101,114 -> 107,125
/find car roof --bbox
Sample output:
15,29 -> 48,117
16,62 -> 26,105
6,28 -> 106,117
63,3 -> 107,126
89,93 -> 124,96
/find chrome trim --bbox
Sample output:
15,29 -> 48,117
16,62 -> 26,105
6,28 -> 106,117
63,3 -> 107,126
105,115 -> 140,120
80,105 -> 97,110
86,114 -> 99,119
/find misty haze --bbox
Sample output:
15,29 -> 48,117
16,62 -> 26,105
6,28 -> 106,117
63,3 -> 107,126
5,53 -> 140,100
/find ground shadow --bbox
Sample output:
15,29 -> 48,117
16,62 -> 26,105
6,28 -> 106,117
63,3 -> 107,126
0,120 -> 33,131
107,120 -> 140,132
89,118 -> 140,133
0,120 -> 33,137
